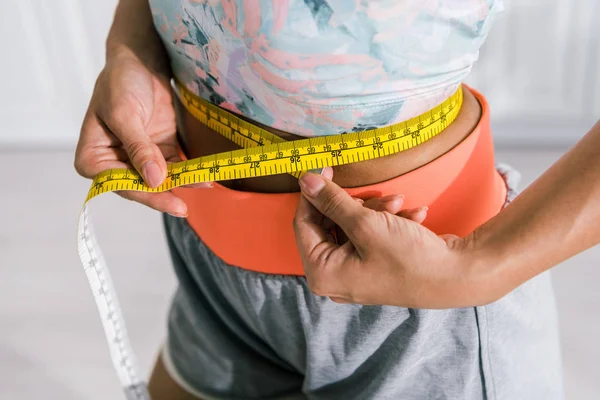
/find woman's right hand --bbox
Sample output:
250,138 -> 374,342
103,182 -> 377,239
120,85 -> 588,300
74,48 -> 212,217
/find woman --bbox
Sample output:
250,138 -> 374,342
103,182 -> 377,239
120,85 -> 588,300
74,0 -> 572,398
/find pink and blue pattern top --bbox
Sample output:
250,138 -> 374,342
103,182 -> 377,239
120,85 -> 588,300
150,0 -> 503,137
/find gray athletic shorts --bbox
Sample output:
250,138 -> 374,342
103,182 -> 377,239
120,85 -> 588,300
161,166 -> 563,400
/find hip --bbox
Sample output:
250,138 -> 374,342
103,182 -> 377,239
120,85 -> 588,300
174,85 -> 482,193
172,87 -> 506,275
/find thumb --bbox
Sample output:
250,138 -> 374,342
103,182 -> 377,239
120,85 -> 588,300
102,100 -> 167,188
298,167 -> 367,241
440,233 -> 462,248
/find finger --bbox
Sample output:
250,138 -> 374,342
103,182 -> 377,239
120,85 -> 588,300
325,232 -> 337,245
100,98 -> 167,188
330,296 -> 351,304
362,194 -> 405,214
336,194 -> 410,244
335,225 -> 349,246
75,148 -> 131,179
398,206 -> 429,224
293,192 -> 339,265
159,142 -> 185,164
298,167 -> 368,242
321,215 -> 335,232
328,198 -> 364,242
333,195 -> 365,245
179,182 -> 215,189
75,113 -> 130,178
322,198 -> 362,236
116,190 -> 188,216
163,158 -> 215,189
440,233 -> 461,248
77,142 -> 213,190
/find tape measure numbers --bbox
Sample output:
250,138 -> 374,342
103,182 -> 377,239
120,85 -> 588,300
77,82 -> 463,400
85,82 -> 463,202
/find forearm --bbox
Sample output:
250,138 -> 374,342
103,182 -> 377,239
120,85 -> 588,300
470,120 -> 600,296
106,0 -> 169,73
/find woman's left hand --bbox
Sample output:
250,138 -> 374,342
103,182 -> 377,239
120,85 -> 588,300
293,167 -> 506,308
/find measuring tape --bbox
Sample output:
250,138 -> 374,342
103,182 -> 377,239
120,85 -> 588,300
77,81 -> 463,399
85,82 -> 462,202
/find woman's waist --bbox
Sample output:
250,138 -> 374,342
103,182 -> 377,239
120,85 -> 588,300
174,86 -> 482,193
171,86 -> 503,274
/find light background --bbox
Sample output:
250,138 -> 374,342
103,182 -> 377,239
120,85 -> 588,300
1,0 -> 599,148
0,1 -> 599,399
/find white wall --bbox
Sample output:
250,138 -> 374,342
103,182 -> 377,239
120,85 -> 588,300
0,0 -> 598,148
0,0 -> 118,148
467,0 -> 600,147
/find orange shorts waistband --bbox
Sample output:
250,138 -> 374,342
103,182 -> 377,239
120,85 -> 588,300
173,87 -> 507,276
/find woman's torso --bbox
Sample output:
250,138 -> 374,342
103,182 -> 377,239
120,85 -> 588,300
174,86 -> 481,192
150,0 -> 502,192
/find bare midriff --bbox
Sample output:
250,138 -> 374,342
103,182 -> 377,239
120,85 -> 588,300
174,86 -> 481,193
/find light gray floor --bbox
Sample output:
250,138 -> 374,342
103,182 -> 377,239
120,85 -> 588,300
0,148 -> 598,400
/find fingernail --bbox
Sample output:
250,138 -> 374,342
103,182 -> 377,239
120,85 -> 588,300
414,206 -> 428,222
142,161 -> 163,188
354,198 -> 364,204
321,167 -> 333,180
167,212 -> 188,218
188,182 -> 214,189
299,173 -> 326,196
382,194 -> 404,203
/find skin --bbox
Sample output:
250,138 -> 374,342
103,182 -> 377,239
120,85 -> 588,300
175,78 -> 482,193
293,120 -> 600,308
74,3 -> 428,396
74,0 -> 600,397
74,0 -> 212,218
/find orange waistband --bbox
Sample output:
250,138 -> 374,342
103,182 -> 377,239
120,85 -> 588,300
173,87 -> 506,275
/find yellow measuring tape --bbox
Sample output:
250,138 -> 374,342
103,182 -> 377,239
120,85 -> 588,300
85,81 -> 463,202
78,82 -> 462,399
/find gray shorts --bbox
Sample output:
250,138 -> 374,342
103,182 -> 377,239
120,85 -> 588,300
162,166 -> 563,400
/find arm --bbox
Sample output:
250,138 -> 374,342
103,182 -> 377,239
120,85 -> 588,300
106,0 -> 169,74
292,120 -> 600,308
75,0 -> 211,217
469,120 -> 600,300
